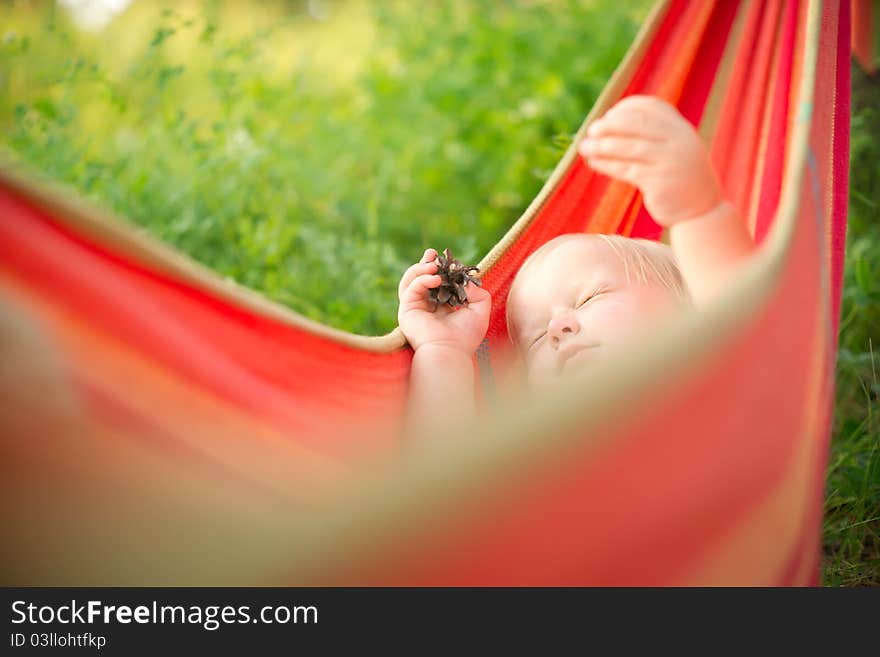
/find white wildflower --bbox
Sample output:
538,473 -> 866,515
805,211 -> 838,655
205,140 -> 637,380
57,0 -> 133,32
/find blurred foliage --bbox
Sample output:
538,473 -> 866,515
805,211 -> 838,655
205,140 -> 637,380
822,66 -> 879,586
0,0 -> 648,334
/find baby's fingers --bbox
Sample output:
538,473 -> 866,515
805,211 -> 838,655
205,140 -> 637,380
465,282 -> 491,305
400,273 -> 442,305
588,96 -> 678,141
398,260 -> 439,298
579,136 -> 658,163
586,156 -> 644,186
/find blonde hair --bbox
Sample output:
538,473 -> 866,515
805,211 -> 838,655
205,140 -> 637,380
505,233 -> 689,344
594,234 -> 688,297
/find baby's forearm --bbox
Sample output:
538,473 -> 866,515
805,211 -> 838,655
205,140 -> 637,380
669,201 -> 755,305
404,344 -> 477,441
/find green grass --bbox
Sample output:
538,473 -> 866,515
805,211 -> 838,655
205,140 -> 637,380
0,0 -> 877,585
0,0 -> 646,334
821,66 -> 880,587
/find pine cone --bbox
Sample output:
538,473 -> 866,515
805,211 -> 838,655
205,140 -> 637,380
429,248 -> 481,310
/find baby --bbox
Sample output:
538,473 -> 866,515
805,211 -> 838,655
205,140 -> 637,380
397,96 -> 754,424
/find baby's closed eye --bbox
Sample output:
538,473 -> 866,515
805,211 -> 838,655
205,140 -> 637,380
575,286 -> 609,308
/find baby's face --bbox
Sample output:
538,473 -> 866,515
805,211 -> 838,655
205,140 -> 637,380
507,237 -> 679,386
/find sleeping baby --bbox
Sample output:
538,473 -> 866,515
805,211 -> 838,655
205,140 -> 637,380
397,95 -> 755,426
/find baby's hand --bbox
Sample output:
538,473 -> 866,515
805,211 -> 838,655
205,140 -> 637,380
398,248 -> 491,355
578,95 -> 722,227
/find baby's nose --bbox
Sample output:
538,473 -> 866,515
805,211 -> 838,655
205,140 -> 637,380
547,312 -> 580,345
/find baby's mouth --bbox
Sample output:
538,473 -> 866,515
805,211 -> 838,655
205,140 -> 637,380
557,343 -> 600,372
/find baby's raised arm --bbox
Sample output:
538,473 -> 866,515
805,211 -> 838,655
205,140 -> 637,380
398,249 -> 491,441
579,95 -> 754,304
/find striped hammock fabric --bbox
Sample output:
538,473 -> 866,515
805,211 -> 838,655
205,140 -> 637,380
0,0 -> 851,585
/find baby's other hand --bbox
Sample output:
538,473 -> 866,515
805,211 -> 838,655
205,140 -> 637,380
397,248 -> 491,355
578,95 -> 722,226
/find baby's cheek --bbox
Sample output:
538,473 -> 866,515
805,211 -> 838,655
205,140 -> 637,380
589,293 -> 664,341
526,350 -> 556,386
588,299 -> 638,339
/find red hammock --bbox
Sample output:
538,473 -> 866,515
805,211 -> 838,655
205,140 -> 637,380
0,0 -> 851,585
